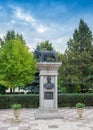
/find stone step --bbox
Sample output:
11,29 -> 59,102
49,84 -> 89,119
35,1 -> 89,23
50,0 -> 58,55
35,109 -> 64,119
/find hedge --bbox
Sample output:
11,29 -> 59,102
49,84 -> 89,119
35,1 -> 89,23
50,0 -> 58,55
58,93 -> 93,107
0,94 -> 39,109
0,93 -> 93,109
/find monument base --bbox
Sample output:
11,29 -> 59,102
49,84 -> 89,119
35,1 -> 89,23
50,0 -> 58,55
35,109 -> 64,119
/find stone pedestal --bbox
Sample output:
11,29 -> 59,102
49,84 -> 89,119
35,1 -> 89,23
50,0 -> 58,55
35,62 -> 63,119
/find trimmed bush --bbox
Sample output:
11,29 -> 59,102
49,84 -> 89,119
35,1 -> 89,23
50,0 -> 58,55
0,94 -> 39,109
0,93 -> 93,109
0,84 -> 7,94
58,93 -> 93,107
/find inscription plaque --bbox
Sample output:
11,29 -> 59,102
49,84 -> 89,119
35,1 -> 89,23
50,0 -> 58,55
44,92 -> 53,99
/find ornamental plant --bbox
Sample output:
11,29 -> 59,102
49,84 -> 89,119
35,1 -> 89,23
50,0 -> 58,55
76,102 -> 85,108
12,104 -> 22,110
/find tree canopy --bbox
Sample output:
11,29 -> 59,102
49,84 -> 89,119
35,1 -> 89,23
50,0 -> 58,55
36,40 -> 54,51
59,19 -> 93,93
0,38 -> 36,88
0,30 -> 25,47
67,19 -> 93,52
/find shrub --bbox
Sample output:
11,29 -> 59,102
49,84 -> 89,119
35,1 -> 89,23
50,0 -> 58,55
0,94 -> 39,109
0,84 -> 7,94
76,103 -> 85,108
12,104 -> 22,110
58,93 -> 93,107
0,93 -> 93,109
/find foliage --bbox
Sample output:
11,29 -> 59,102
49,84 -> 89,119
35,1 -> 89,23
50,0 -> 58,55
0,94 -> 93,109
76,102 -> 85,108
0,94 -> 39,109
12,103 -> 22,110
24,71 -> 39,94
59,19 -> 93,93
67,19 -> 93,52
0,38 -> 36,88
36,40 -> 54,51
57,52 -> 63,62
58,93 -> 93,107
0,84 -> 7,94
0,30 -> 25,47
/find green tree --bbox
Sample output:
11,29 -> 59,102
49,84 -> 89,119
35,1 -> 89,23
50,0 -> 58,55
37,40 -> 54,51
59,19 -> 93,93
67,19 -> 93,52
0,30 -> 25,47
57,51 -> 63,62
0,38 -> 36,89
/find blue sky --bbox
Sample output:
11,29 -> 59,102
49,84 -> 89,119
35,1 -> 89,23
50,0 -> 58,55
0,0 -> 93,53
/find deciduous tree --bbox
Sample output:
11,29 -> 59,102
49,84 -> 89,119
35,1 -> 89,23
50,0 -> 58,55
0,38 -> 36,89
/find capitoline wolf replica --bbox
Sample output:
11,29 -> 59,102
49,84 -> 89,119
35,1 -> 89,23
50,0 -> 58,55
34,46 -> 62,119
34,46 -> 58,62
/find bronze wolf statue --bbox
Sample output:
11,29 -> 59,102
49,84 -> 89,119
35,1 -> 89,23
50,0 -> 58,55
34,49 -> 58,62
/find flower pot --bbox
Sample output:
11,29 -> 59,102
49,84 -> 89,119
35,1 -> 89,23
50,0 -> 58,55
13,109 -> 21,121
77,108 -> 84,119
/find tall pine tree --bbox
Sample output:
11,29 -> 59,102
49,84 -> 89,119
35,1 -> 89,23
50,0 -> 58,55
59,19 -> 93,93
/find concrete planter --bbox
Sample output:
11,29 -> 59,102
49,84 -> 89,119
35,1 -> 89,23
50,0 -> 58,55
76,103 -> 85,119
13,109 -> 21,121
12,104 -> 22,121
77,108 -> 84,119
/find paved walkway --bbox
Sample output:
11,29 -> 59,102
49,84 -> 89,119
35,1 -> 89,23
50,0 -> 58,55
0,108 -> 93,130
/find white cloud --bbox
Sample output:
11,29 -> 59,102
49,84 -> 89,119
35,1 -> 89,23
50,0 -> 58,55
15,7 -> 36,24
13,7 -> 49,33
26,43 -> 34,51
22,22 -> 73,53
8,6 -> 72,53
51,36 -> 70,53
36,24 -> 49,33
53,36 -> 69,44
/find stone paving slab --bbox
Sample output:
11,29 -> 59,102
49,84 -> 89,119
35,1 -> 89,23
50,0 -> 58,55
0,108 -> 93,130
